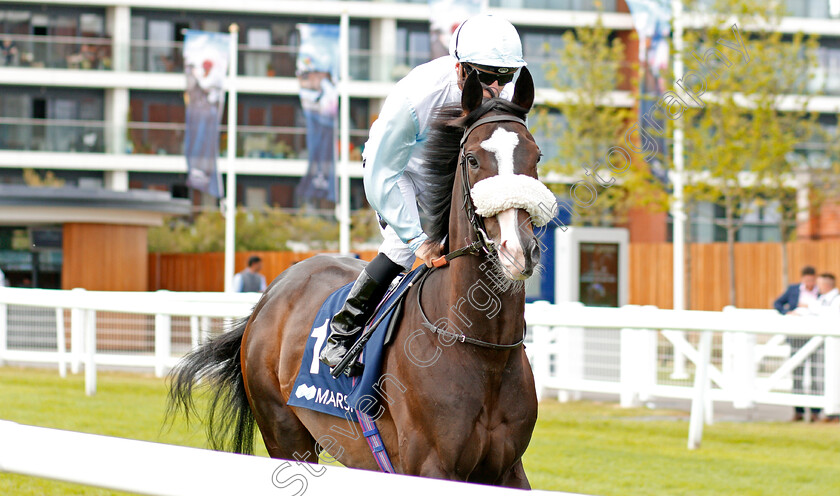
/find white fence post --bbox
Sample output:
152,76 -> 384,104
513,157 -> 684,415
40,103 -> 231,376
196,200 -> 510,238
671,330 -> 689,379
190,316 -> 200,349
557,325 -> 584,402
531,325 -> 550,402
84,310 -> 96,396
688,330 -> 712,449
155,313 -> 172,378
824,336 -> 840,416
200,316 -> 211,344
0,302 -> 7,367
55,308 -> 67,378
619,329 -> 641,408
70,288 -> 86,374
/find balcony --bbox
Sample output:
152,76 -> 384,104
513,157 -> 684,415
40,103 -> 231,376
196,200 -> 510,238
0,118 -> 368,161
0,118 -> 105,153
0,35 -> 112,70
488,0 -> 616,10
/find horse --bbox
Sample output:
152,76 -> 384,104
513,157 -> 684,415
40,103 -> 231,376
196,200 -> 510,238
167,67 -> 555,488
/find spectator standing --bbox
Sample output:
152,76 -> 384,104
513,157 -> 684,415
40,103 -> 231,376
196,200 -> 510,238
775,266 -> 818,315
775,266 -> 820,421
806,273 -> 840,422
233,256 -> 267,293
1,37 -> 19,66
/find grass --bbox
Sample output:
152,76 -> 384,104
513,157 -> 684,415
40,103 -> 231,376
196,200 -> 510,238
1,366 -> 838,496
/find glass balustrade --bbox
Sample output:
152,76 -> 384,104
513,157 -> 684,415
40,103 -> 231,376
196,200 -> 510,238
488,0 -> 616,10
0,117 -> 369,159
0,118 -> 106,152
127,122 -> 369,160
0,34 -> 112,70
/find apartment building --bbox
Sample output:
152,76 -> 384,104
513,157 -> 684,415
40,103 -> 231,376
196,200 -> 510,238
1,0 -> 839,287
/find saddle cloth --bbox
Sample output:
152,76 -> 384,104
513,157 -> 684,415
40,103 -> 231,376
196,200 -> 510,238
287,265 -> 422,421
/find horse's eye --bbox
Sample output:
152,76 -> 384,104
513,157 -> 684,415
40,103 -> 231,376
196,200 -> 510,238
467,155 -> 479,169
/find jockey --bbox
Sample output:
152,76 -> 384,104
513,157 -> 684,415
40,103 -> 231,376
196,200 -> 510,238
319,14 -> 527,369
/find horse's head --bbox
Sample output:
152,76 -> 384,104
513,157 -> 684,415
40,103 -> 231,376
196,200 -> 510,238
455,68 -> 555,281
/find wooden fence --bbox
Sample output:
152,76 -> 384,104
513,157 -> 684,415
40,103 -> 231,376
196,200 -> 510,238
148,251 -> 379,292
629,240 -> 840,311
149,240 -> 840,310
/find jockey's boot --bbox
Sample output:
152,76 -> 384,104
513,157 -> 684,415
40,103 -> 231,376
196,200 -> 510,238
319,254 -> 404,368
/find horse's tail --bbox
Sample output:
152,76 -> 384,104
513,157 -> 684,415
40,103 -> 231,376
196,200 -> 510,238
165,316 -> 256,454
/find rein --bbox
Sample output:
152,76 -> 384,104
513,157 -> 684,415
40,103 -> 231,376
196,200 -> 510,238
415,265 -> 526,350
420,112 -> 529,351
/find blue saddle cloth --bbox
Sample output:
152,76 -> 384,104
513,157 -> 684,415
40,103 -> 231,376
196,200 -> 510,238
287,266 -> 422,422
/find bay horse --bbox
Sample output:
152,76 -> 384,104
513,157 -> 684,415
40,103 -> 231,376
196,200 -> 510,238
168,68 -> 554,488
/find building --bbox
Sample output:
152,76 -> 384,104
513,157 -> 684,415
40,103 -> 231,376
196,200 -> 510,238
1,0 -> 839,288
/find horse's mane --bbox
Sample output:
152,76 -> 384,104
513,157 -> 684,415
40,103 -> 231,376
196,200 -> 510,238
422,97 -> 529,246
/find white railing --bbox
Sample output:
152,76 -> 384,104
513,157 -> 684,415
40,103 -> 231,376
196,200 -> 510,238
0,420 -> 578,496
0,287 -> 258,395
2,287 -> 838,448
524,301 -> 840,448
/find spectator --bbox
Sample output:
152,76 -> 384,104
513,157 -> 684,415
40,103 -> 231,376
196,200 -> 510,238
233,256 -> 267,293
808,273 -> 840,315
783,272 -> 840,422
1,37 -> 19,66
774,266 -> 818,315
776,266 -> 820,421
808,273 -> 840,422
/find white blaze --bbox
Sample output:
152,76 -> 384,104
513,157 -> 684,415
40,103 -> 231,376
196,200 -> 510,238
480,128 -> 519,176
497,208 -> 527,280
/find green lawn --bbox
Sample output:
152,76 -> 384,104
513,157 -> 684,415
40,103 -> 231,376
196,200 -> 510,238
1,366 -> 838,496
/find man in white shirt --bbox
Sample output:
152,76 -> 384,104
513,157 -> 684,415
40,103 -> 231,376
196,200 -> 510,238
807,273 -> 840,315
788,273 -> 838,421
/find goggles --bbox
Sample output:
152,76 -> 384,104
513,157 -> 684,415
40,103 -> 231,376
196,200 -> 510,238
464,63 -> 518,86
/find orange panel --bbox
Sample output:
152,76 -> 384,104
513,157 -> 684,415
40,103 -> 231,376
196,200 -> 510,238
63,223 -> 148,291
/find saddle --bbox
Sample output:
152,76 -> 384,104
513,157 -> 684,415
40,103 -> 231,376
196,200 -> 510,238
286,265 -> 426,421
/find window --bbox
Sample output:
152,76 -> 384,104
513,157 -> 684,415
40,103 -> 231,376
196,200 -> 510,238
395,22 -> 431,78
0,87 -> 104,152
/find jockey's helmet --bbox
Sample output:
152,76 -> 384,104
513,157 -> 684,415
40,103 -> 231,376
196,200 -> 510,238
449,14 -> 526,70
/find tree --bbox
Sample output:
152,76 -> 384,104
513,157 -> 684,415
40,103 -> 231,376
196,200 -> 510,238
148,208 -> 381,253
537,17 -> 668,228
680,0 -> 818,306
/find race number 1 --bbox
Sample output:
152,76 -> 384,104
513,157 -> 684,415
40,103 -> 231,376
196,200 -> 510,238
309,320 -> 329,374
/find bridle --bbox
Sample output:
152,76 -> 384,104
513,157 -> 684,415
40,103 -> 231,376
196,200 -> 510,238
429,112 -> 529,268
418,111 -> 530,351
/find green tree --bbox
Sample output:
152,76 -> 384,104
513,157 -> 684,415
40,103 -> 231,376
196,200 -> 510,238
148,208 -> 381,253
537,18 -> 667,227
681,0 -> 818,305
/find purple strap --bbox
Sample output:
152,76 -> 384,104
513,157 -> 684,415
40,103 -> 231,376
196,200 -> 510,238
357,410 -> 395,473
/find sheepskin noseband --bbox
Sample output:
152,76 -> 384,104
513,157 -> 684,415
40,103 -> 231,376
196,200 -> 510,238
470,174 -> 557,227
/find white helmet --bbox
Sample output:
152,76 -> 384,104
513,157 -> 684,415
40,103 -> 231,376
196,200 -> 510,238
449,14 -> 526,69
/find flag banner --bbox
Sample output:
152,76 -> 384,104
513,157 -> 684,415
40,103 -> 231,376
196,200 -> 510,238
626,0 -> 671,184
429,0 -> 484,60
183,30 -> 230,198
295,24 -> 339,206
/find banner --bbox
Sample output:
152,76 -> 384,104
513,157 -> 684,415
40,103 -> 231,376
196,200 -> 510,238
626,0 -> 670,184
183,30 -> 230,198
295,24 -> 339,206
429,0 -> 484,60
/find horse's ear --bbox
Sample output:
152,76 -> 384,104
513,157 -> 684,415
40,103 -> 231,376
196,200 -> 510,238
461,69 -> 483,113
511,66 -> 534,112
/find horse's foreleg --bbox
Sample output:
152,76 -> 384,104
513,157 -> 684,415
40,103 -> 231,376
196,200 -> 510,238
498,459 -> 531,489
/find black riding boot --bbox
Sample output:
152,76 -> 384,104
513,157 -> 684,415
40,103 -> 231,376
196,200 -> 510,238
319,254 -> 403,368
